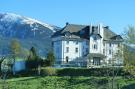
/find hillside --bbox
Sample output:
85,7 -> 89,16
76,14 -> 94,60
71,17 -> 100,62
0,13 -> 61,56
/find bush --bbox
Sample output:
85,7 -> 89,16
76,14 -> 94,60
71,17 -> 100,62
46,51 -> 55,66
57,68 -> 126,76
42,67 -> 56,76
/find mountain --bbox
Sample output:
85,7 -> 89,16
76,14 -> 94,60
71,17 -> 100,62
0,13 -> 61,56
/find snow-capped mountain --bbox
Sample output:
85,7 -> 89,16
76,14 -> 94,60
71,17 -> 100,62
0,13 -> 61,56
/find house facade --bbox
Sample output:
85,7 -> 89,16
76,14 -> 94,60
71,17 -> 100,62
52,23 -> 123,68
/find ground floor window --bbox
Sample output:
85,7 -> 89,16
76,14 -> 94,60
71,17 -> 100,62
93,57 -> 101,66
66,56 -> 69,63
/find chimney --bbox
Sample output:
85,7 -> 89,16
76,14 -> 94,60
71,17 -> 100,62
66,22 -> 69,25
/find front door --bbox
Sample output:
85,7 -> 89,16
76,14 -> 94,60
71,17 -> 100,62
93,57 -> 101,66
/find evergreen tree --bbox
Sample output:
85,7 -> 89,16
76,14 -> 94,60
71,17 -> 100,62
46,51 -> 55,66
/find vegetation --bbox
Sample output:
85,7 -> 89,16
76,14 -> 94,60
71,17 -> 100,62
42,67 -> 56,76
10,39 -> 21,58
123,26 -> 135,77
27,47 -> 39,61
45,51 -> 55,66
0,76 -> 135,89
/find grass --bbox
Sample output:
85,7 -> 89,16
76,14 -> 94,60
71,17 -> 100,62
0,76 -> 135,89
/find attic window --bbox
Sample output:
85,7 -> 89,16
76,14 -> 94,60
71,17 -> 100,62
93,36 -> 97,40
65,32 -> 71,37
80,30 -> 85,35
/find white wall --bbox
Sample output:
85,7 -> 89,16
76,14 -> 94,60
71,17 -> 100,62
104,42 -> 123,65
62,40 -> 82,62
89,23 -> 104,54
89,35 -> 102,54
52,36 -> 87,63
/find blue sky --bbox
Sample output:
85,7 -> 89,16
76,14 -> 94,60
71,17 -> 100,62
0,0 -> 135,34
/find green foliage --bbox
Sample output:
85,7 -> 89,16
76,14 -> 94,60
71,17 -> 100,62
46,51 -> 55,66
2,76 -> 135,89
124,26 -> 135,44
10,39 -> 21,57
20,48 -> 30,60
9,68 -> 126,77
123,25 -> 135,77
57,68 -> 125,76
27,47 -> 39,61
41,67 -> 56,76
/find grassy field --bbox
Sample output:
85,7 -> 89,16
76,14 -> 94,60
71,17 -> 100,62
0,76 -> 135,89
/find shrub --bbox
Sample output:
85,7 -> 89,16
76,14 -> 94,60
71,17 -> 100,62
42,67 -> 56,76
46,51 -> 55,66
57,68 -> 125,76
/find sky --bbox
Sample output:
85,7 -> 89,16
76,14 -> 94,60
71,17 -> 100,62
0,0 -> 135,34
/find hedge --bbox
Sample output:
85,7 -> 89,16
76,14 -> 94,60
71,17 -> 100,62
56,68 -> 126,76
6,67 -> 130,78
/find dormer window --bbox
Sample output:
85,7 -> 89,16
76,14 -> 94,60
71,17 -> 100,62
65,32 -> 71,37
80,30 -> 85,35
93,36 -> 97,40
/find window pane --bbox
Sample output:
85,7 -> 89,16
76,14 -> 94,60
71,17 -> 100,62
76,41 -> 78,44
109,43 -> 111,47
66,41 -> 69,44
66,47 -> 69,53
75,48 -> 78,53
109,50 -> 111,54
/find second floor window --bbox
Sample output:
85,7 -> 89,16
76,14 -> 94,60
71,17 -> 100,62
103,49 -> 105,54
66,47 -> 69,53
75,48 -> 78,53
103,43 -> 105,46
109,43 -> 111,47
109,50 -> 111,54
93,44 -> 98,49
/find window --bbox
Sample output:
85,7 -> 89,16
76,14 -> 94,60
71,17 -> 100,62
103,49 -> 105,54
93,57 -> 101,66
109,43 -> 111,47
75,48 -> 78,53
75,41 -> 78,45
109,50 -> 111,54
66,47 -> 69,53
66,41 -> 69,44
103,43 -> 105,46
66,56 -> 69,63
108,59 -> 112,64
86,48 -> 89,53
118,43 -> 120,47
93,44 -> 98,49
80,30 -> 85,35
93,36 -> 97,40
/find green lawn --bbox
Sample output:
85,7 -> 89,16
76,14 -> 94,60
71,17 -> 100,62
0,76 -> 135,89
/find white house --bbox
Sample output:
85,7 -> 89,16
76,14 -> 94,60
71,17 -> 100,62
52,23 -> 123,67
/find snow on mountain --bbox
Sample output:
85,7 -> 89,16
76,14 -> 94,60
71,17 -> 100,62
0,12 -> 61,55
0,13 -> 58,32
25,17 -> 56,32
